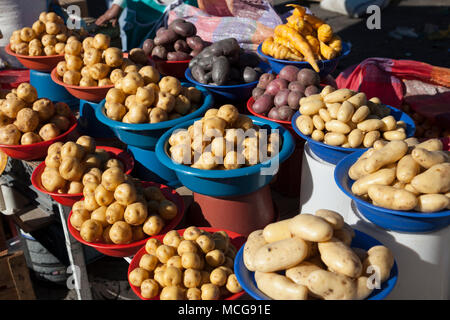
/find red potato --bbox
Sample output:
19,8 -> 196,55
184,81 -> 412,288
274,89 -> 290,108
252,87 -> 265,100
288,81 -> 306,93
297,68 -> 320,87
305,85 -> 320,97
288,91 -> 304,110
268,107 -> 281,120
257,73 -> 276,89
279,65 -> 300,82
265,78 -> 288,96
253,94 -> 274,114
278,105 -> 295,121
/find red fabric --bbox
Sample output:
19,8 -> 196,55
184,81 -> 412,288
0,69 -> 29,89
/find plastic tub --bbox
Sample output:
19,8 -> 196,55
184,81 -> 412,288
257,42 -> 351,78
50,68 -> 113,102
155,116 -> 296,197
78,99 -> 115,138
334,150 -> 450,232
184,62 -> 271,101
152,58 -> 190,79
31,146 -> 134,207
234,229 -> 399,300
0,115 -> 78,161
5,44 -> 64,72
291,105 -> 416,165
67,181 -> 185,257
95,83 -> 213,150
128,227 -> 246,300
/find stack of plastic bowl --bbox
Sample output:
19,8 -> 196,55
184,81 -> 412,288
290,106 -> 415,220
235,229 -> 398,300
334,149 -> 450,299
184,62 -> 271,103
155,115 -> 295,236
256,42 -> 352,78
5,44 -> 78,108
151,58 -> 191,79
95,84 -> 214,188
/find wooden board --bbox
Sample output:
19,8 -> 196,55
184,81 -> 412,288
0,251 -> 36,300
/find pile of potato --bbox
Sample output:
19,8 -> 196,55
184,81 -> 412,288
128,227 -> 242,300
42,136 -> 122,194
70,169 -> 178,244
189,38 -> 263,86
168,104 -> 282,170
143,19 -> 205,61
56,32 -> 150,87
244,209 -> 395,300
295,87 -> 409,148
105,74 -> 203,124
9,11 -> 85,56
399,103 -> 450,139
261,4 -> 343,72
349,139 -> 450,212
0,83 -> 73,145
252,66 -> 321,121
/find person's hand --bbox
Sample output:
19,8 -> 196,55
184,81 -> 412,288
95,4 -> 122,27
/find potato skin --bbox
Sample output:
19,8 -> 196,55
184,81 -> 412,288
243,230 -> 266,272
362,245 -> 394,283
368,185 -> 418,211
396,154 -> 420,183
364,141 -> 408,173
318,238 -> 362,278
255,271 -> 308,300
351,168 -> 396,196
289,213 -> 333,242
262,219 -> 292,243
253,237 -> 308,272
306,270 -> 356,300
410,163 -> 450,194
416,194 -> 449,212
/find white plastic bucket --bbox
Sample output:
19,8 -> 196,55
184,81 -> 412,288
299,142 -> 353,220
347,201 -> 450,300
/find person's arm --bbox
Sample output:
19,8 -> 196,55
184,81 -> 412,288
95,0 -> 125,27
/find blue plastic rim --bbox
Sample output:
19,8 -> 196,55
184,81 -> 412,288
29,69 -> 79,108
95,83 -> 214,150
291,105 -> 416,165
234,229 -> 399,300
334,150 -> 450,232
127,145 -> 181,189
184,62 -> 271,101
155,116 -> 296,197
257,42 -> 351,78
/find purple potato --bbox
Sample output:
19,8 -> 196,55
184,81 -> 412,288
252,94 -> 274,114
265,78 -> 288,96
278,105 -> 295,121
174,39 -> 190,53
252,87 -> 265,100
304,85 -> 320,97
268,107 -> 281,120
279,65 -> 300,82
274,89 -> 290,108
142,39 -> 155,55
287,91 -> 304,110
297,68 -> 320,87
288,81 -> 306,93
257,73 -> 275,89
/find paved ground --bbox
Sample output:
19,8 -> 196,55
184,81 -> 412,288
29,0 -> 449,300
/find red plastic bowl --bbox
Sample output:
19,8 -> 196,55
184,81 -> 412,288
67,181 -> 185,257
51,68 -> 113,102
31,146 -> 135,207
127,227 -> 247,300
0,114 -> 78,161
152,58 -> 191,79
5,44 -> 65,72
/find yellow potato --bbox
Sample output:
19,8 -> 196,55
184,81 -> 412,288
347,92 -> 367,108
326,103 -> 340,119
325,120 -> 351,134
368,185 -> 418,210
396,154 -> 420,183
318,108 -> 332,122
299,99 -> 325,115
243,230 -> 266,272
354,276 -> 374,300
314,209 -> 344,230
380,115 -> 396,132
253,237 -> 308,272
306,270 -> 356,300
357,119 -> 384,132
410,163 -> 450,194
415,138 -> 443,151
337,101 -> 354,123
411,148 -> 448,169
318,238 -> 362,278
289,213 -> 333,242
323,89 -> 354,103
312,114 -> 325,131
362,131 -> 380,148
416,194 -> 449,212
363,141 -> 408,173
383,130 -> 406,141
262,219 -> 292,243
324,132 -> 346,146
296,115 -> 314,136
311,129 -> 324,142
351,168 -> 396,196
255,271 -> 308,300
320,85 -> 335,97
285,261 -> 322,287
351,105 -> 370,123
362,245 -> 394,283
347,129 -> 364,148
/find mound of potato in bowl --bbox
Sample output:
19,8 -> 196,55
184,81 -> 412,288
69,167 -> 179,245
9,11 -> 86,56
348,139 -> 450,212
0,83 -> 74,146
167,104 -> 283,170
128,226 -> 244,300
104,74 -> 203,124
242,209 -> 395,300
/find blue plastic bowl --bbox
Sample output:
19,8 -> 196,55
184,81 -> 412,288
234,229 -> 399,300
257,42 -> 351,78
334,150 -> 450,232
184,62 -> 271,101
291,105 -> 416,165
79,99 -> 115,138
155,116 -> 296,197
95,83 -> 213,150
